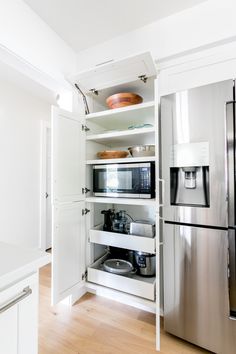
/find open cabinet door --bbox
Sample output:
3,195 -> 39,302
51,107 -> 86,305
51,107 -> 85,203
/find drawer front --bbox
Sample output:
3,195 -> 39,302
87,257 -> 155,301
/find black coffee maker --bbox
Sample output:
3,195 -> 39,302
101,209 -> 114,231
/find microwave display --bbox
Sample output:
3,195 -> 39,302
93,162 -> 155,198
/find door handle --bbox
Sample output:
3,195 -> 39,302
225,101 -> 236,226
0,286 -> 32,314
159,178 -> 165,207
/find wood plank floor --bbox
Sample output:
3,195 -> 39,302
39,264 -> 211,354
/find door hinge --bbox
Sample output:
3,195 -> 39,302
82,124 -> 90,132
82,271 -> 88,280
138,74 -> 148,83
82,187 -> 91,194
89,88 -> 99,95
82,208 -> 90,216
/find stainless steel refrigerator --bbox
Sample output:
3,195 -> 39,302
161,80 -> 236,353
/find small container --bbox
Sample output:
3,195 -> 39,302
130,221 -> 155,238
128,145 -> 155,157
134,252 -> 156,276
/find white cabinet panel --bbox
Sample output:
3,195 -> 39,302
0,306 -> 17,354
52,202 -> 85,305
52,106 -> 85,203
0,273 -> 38,354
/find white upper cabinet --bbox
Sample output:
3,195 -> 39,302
69,52 -> 157,93
51,107 -> 85,203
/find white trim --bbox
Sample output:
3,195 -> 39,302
39,121 -> 51,251
86,282 -> 156,313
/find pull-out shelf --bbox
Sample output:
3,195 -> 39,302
87,254 -> 156,301
89,225 -> 156,253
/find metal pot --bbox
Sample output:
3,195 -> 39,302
128,145 -> 155,157
134,252 -> 156,276
103,259 -> 136,275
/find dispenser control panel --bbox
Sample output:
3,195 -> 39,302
170,142 -> 209,167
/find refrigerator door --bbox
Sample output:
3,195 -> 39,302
229,228 -> 236,317
161,80 -> 233,227
163,223 -> 236,353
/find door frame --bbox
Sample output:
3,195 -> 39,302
39,120 -> 51,250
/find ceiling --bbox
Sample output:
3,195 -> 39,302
23,0 -> 207,53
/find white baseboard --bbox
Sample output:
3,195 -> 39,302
85,281 -> 156,313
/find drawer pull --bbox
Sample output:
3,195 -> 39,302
0,286 -> 32,314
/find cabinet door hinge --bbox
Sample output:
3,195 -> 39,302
82,271 -> 88,280
138,74 -> 148,83
82,187 -> 91,194
89,88 -> 99,95
82,124 -> 90,132
82,208 -> 90,216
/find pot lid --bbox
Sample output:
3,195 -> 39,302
103,259 -> 133,274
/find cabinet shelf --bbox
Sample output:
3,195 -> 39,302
86,197 -> 157,206
86,101 -> 155,130
86,127 -> 155,146
86,155 -> 156,165
89,225 -> 156,253
87,254 -> 156,301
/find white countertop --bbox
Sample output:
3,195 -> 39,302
0,242 -> 51,288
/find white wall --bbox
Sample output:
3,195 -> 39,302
76,0 -> 236,71
0,0 -> 76,91
0,76 -> 51,248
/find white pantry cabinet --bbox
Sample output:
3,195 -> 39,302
0,273 -> 38,354
51,52 -> 160,350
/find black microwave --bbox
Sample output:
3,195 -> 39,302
93,162 -> 155,198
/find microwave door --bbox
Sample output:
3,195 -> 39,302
93,164 -> 140,197
93,163 -> 153,198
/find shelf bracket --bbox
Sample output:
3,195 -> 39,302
138,74 -> 148,83
90,88 -> 99,95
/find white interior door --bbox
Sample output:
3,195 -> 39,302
51,106 -> 86,305
52,106 -> 85,203
46,127 -> 52,249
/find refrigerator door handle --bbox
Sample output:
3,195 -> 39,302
225,101 -> 236,227
159,178 -> 165,207
228,228 -> 236,318
226,100 -> 236,319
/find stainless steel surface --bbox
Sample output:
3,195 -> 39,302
161,80 -> 236,354
128,145 -> 155,157
134,251 -> 156,276
170,142 -> 209,167
130,221 -> 155,238
161,80 -> 233,227
93,163 -> 151,169
0,286 -> 32,314
228,229 -> 236,316
163,223 -> 236,353
103,259 -> 133,274
94,192 -> 151,198
226,101 -> 235,228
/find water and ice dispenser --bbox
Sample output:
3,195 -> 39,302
170,142 -> 210,207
